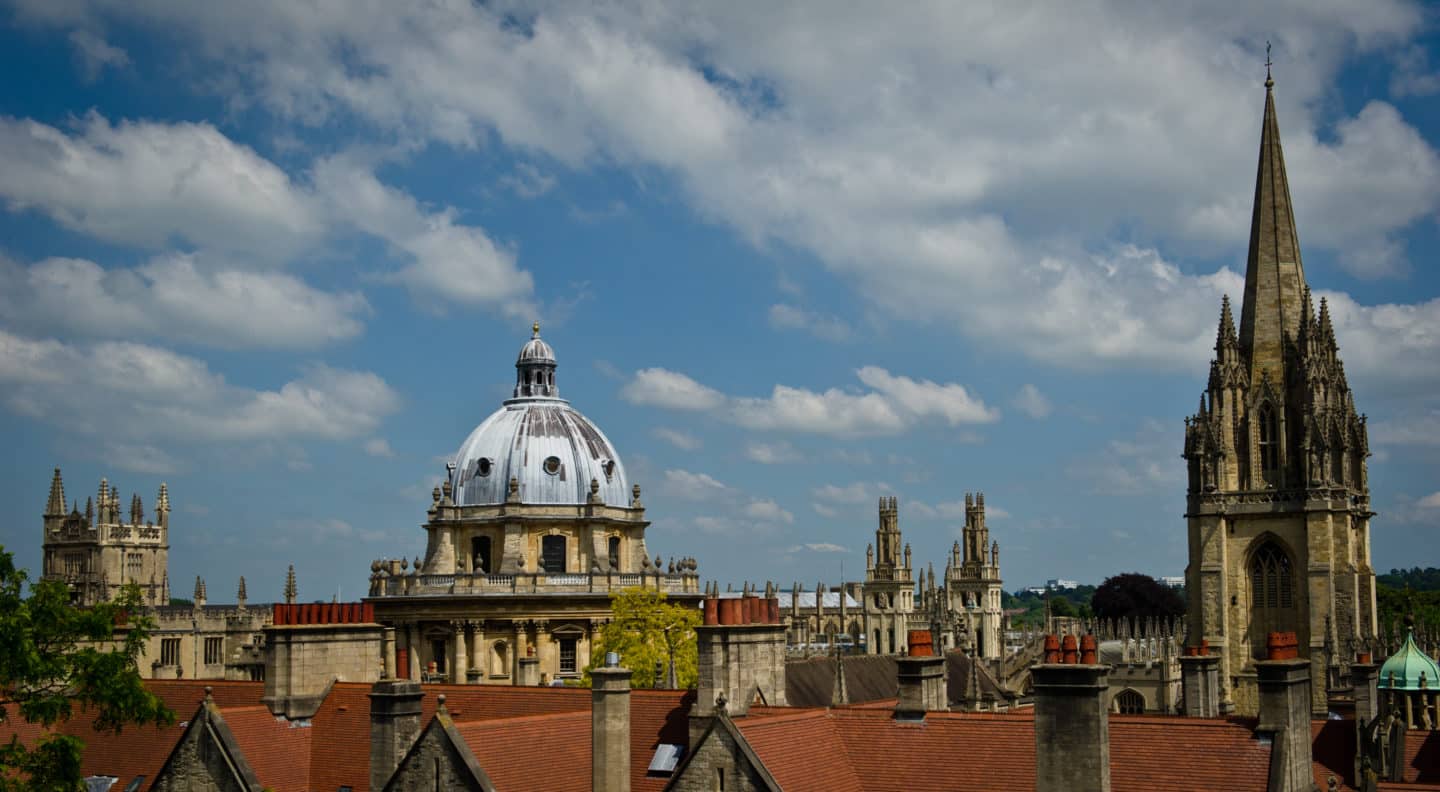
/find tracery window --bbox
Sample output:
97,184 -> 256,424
1249,540 -> 1296,657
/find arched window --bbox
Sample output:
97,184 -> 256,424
541,535 -> 566,574
607,536 -> 621,571
1257,404 -> 1279,486
1115,689 -> 1145,715
1249,540 -> 1296,657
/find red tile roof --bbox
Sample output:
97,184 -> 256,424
218,705 -> 313,792
731,707 -> 1274,792
458,710 -> 592,792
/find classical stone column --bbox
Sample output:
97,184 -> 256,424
453,622 -> 469,683
382,626 -> 396,680
407,623 -> 421,682
468,621 -> 484,683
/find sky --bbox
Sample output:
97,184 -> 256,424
0,1 -> 1437,605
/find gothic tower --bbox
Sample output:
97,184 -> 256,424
945,492 -> 1004,660
863,496 -> 914,655
1183,70 -> 1376,715
41,468 -> 171,606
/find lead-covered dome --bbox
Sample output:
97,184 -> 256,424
450,325 -> 632,507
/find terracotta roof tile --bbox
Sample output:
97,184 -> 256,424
739,709 -> 864,792
219,705 -> 313,792
458,710 -> 592,792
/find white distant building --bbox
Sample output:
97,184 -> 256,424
1159,576 -> 1185,589
1046,579 -> 1079,590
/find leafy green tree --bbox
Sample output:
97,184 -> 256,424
0,546 -> 173,791
584,588 -> 701,689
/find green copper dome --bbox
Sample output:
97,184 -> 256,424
1378,630 -> 1440,691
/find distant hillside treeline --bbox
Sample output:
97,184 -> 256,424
1377,567 -> 1440,632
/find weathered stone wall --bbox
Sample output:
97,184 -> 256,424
668,722 -> 773,792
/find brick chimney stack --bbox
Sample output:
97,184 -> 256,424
1255,632 -> 1316,792
895,629 -> 947,721
368,680 -> 423,791
691,586 -> 787,744
1032,634 -> 1111,792
592,652 -> 633,792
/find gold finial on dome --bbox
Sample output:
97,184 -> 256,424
532,320 -> 541,337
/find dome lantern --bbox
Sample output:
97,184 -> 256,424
513,321 -> 558,400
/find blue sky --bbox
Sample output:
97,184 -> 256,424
1,2 -> 1437,604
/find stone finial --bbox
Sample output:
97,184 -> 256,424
193,576 -> 207,607
507,476 -> 521,503
85,496 -> 93,523
156,482 -> 170,513
130,492 -> 144,526
631,483 -> 642,507
284,564 -> 297,605
237,576 -> 247,606
431,486 -> 441,505
45,467 -> 65,516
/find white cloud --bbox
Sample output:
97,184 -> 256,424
1418,492 -> 1440,509
744,499 -> 794,524
1067,418 -> 1183,496
0,253 -> 369,349
11,4 -> 1438,370
499,162 -> 556,198
811,502 -> 839,518
1012,384 -> 1053,419
620,368 -> 725,410
0,113 -> 322,259
627,366 -> 996,437
811,482 -> 871,504
659,469 -> 729,500
68,29 -> 129,80
0,330 -> 400,447
312,156 -> 534,311
854,366 -> 999,425
768,304 -> 851,341
784,543 -> 848,554
364,438 -> 395,458
653,427 -> 702,450
745,441 -> 802,464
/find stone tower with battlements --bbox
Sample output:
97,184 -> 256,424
42,467 -> 171,607
1182,70 -> 1376,716
945,492 -> 1004,660
862,496 -> 914,655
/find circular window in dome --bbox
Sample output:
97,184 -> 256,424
543,456 -> 562,475
477,458 -> 492,477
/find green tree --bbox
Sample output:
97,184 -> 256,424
0,546 -> 173,791
584,588 -> 701,689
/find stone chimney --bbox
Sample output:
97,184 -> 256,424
895,629 -> 946,721
1351,651 -> 1379,725
1255,632 -> 1315,792
691,587 -> 787,743
1179,640 -> 1221,717
369,679 -> 423,791
1032,634 -> 1110,792
592,652 -> 633,792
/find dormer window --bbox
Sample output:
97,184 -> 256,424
476,458 -> 492,477
602,460 -> 616,481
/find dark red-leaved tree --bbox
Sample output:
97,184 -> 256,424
1091,573 -> 1185,629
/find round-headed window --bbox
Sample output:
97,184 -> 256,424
477,458 -> 492,477
543,456 -> 562,475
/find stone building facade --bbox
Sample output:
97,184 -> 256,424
40,468 -> 272,681
1182,72 -> 1377,716
364,325 -> 702,686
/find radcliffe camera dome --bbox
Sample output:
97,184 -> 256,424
450,324 -> 631,507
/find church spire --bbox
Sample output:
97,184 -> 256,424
1237,66 -> 1308,387
45,467 -> 65,517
